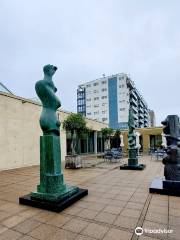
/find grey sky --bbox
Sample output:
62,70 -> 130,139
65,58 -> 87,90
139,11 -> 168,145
0,0 -> 180,125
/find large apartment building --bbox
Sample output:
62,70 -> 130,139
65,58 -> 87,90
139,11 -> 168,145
77,73 -> 150,129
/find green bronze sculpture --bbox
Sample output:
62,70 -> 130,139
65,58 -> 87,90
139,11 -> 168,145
128,107 -> 136,149
120,107 -> 145,170
35,64 -> 61,136
19,65 -> 88,211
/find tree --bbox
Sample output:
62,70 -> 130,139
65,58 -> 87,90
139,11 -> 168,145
113,129 -> 121,148
63,113 -> 87,155
101,127 -> 114,149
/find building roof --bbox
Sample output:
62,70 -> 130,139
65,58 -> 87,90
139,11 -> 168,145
0,82 -> 13,94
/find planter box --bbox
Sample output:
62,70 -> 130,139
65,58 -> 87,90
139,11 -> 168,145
65,155 -> 82,169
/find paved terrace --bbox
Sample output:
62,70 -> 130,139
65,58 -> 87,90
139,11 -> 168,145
0,156 -> 179,240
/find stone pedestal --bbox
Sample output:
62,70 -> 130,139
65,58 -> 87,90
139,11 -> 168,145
19,135 -> 88,212
120,148 -> 146,170
149,177 -> 180,197
65,155 -> 82,169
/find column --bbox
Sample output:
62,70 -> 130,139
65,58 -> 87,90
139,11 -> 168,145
94,131 -> 97,154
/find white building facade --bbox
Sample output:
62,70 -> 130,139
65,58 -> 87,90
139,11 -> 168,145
77,73 -> 150,129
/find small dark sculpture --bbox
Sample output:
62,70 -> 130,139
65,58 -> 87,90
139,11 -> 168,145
162,115 -> 180,181
35,64 -> 61,136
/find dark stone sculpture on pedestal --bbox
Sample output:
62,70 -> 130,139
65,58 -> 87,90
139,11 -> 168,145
120,107 -> 145,170
19,65 -> 88,211
150,115 -> 180,196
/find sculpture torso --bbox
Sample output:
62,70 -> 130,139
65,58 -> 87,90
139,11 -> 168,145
35,65 -> 61,136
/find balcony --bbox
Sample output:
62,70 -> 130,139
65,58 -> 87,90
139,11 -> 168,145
130,90 -> 138,100
139,107 -> 144,114
144,118 -> 149,123
139,117 -> 144,123
130,100 -> 138,108
139,101 -> 144,108
131,105 -> 138,113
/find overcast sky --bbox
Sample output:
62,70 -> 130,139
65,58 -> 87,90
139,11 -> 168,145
0,0 -> 180,126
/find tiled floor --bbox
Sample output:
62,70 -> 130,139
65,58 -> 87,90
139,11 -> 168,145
0,156 -> 180,240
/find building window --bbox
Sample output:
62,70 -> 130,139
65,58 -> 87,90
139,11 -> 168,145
119,84 -> 125,88
119,108 -> 125,111
102,103 -> 107,106
94,104 -> 99,108
101,80 -> 107,84
94,111 -> 99,115
93,82 -> 99,86
87,113 -> 91,115
102,88 -> 107,92
102,110 -> 107,114
102,118 -> 107,122
101,96 -> 107,99
93,90 -> 99,93
94,97 -> 99,101
86,98 -> 91,102
86,84 -> 91,88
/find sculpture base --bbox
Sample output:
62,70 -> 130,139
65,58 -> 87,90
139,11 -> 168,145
120,164 -> 146,170
149,177 -> 180,197
31,184 -> 78,201
19,187 -> 88,212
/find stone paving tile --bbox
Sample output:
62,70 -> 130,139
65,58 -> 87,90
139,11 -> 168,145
169,207 -> 180,217
0,224 -> 8,234
32,210 -> 57,223
0,156 -> 180,240
28,223 -> 59,240
113,215 -> 138,229
63,206 -> 83,216
81,222 -> 109,240
94,211 -> 117,224
168,225 -> 180,240
138,235 -> 159,240
0,211 -> 13,221
77,208 -> 99,220
120,208 -> 142,218
85,202 -> 107,212
126,201 -> 144,210
0,228 -> 23,240
108,199 -> 127,207
169,215 -> 180,226
19,236 -> 37,240
18,208 -> 42,219
50,228 -> 78,240
62,218 -> 89,233
102,228 -> 132,240
47,213 -> 72,227
145,211 -> 168,225
13,218 -> 42,234
148,204 -> 168,215
75,234 -> 96,240
1,214 -> 27,228
142,220 -> 168,239
103,205 -> 123,215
